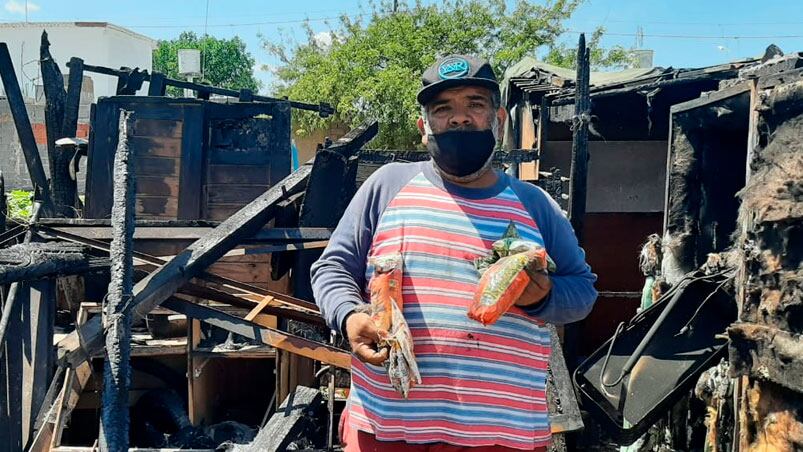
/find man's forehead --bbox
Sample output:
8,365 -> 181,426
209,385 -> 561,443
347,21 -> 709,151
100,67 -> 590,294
429,85 -> 494,104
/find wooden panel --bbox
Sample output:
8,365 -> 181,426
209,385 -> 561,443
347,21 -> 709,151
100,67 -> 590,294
137,176 -> 180,198
85,101 -> 117,218
134,118 -> 182,138
134,157 -> 179,177
206,184 -> 268,204
204,204 -> 243,221
206,164 -> 270,184
541,140 -> 668,213
129,136 -> 182,158
208,147 -> 274,165
177,105 -> 204,220
135,196 -> 178,218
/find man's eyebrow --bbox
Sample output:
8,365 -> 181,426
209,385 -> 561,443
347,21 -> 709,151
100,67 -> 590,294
466,94 -> 490,102
428,99 -> 451,109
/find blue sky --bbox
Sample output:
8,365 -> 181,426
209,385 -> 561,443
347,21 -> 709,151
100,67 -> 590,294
2,0 -> 802,94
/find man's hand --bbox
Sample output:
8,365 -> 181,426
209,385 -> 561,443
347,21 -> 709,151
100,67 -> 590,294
515,249 -> 553,308
345,312 -> 389,365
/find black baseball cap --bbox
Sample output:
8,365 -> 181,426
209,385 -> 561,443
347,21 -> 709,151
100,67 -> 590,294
417,54 -> 500,106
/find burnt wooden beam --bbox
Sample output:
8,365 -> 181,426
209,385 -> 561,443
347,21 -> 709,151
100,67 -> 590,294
57,122 -> 377,368
0,172 -> 6,234
175,284 -> 324,326
71,60 -> 335,117
146,72 -> 166,96
162,297 -> 351,369
0,242 -> 97,285
0,43 -> 53,212
35,224 -> 322,314
62,58 -> 84,138
98,110 -> 136,451
36,223 -> 331,242
39,31 -> 67,183
245,385 -> 327,451
568,33 -> 591,244
729,323 -> 803,394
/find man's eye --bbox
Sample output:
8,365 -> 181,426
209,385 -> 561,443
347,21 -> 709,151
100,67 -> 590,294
470,102 -> 486,109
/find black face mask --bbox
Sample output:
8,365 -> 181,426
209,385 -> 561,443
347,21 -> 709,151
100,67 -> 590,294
426,129 -> 496,179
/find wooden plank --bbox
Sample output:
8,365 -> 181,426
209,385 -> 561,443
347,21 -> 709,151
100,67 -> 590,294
85,101 -> 117,218
137,176 -> 180,198
52,362 -> 92,448
57,122 -> 377,369
134,157 -> 179,177
244,295 -> 275,322
129,136 -> 182,158
22,281 -> 56,448
163,298 -> 351,369
177,105 -> 204,220
134,119 -> 182,138
206,185 -> 268,204
187,318 -> 210,426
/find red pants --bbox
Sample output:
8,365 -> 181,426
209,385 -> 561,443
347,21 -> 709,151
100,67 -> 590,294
340,408 -> 548,452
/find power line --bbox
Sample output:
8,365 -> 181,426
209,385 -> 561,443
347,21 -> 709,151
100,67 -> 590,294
565,29 -> 803,40
122,14 -> 360,29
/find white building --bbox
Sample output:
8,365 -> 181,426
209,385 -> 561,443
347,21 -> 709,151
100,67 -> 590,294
0,21 -> 157,100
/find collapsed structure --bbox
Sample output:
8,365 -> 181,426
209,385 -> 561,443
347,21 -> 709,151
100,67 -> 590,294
0,30 -> 799,451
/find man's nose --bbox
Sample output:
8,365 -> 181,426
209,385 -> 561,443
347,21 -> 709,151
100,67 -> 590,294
449,112 -> 472,128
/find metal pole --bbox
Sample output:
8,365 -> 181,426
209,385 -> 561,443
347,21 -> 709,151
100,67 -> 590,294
98,110 -> 136,452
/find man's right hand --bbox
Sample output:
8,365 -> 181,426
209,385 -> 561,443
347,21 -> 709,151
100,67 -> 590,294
345,312 -> 389,365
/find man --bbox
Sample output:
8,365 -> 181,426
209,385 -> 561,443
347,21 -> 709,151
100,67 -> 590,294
311,55 -> 597,451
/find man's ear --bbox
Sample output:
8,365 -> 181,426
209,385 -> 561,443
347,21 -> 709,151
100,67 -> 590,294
496,107 -> 507,137
417,117 -> 428,145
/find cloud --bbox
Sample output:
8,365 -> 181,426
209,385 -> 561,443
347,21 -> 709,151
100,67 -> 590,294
4,0 -> 40,15
313,31 -> 333,48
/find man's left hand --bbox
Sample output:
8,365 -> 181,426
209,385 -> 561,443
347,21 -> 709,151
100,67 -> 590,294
514,250 -> 553,308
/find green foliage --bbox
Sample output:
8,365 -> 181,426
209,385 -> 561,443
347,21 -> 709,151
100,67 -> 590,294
153,31 -> 261,96
265,0 -> 633,148
544,27 -> 636,70
7,190 -> 32,221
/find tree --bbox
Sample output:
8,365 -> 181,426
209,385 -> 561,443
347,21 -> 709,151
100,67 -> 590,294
265,0 -> 633,148
153,31 -> 261,96
544,28 -> 635,70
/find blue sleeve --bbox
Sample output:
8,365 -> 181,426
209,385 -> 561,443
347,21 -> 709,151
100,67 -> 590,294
310,162 -> 423,335
510,179 -> 598,325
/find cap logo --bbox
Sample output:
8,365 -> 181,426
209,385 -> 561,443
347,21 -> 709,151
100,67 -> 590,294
438,57 -> 470,80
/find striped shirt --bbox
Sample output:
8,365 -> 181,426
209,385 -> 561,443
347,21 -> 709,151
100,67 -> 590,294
312,161 -> 597,449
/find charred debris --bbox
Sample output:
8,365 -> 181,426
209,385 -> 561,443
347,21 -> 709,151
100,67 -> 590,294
0,31 -> 800,451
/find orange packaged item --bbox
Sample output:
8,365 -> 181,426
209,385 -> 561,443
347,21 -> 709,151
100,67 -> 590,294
365,253 -> 421,398
367,253 -> 403,332
469,247 -> 552,326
